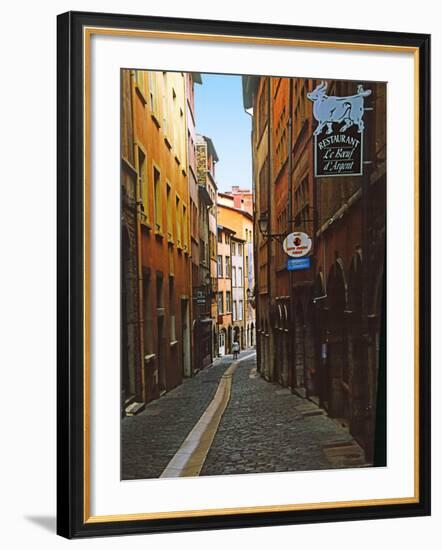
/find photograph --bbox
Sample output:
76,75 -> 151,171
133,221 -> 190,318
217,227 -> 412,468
120,69 -> 387,480
56,11 -> 430,538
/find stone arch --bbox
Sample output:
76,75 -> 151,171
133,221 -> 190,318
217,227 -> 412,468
213,327 -> 218,356
218,327 -> 227,356
371,258 -> 385,319
325,258 -> 349,418
327,258 -> 348,313
277,304 -> 284,330
233,325 -> 240,345
227,325 -> 233,354
313,271 -> 326,302
346,249 -> 368,440
348,249 -> 363,317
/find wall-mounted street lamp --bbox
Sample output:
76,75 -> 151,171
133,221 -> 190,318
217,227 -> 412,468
258,207 -> 318,243
257,211 -> 289,244
257,211 -> 270,237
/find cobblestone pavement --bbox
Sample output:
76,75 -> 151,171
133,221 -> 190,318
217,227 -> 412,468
121,354 -> 237,479
201,353 -> 364,476
122,351 -> 366,480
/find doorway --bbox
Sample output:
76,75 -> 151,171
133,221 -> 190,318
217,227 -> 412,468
219,329 -> 226,356
181,298 -> 191,377
157,316 -> 166,394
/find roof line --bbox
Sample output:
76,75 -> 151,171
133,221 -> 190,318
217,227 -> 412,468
217,202 -> 254,221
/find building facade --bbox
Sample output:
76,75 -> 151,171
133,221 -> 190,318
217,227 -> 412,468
121,69 -> 143,412
185,72 -> 212,374
223,185 -> 254,215
196,134 -> 219,360
231,235 -> 246,348
217,200 -> 256,352
242,76 -> 274,381
128,69 -> 192,405
243,75 -> 386,461
216,225 -> 234,355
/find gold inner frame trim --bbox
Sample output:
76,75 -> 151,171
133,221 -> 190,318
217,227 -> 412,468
83,26 -> 421,524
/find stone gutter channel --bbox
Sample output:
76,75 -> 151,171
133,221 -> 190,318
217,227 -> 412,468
160,352 -> 256,478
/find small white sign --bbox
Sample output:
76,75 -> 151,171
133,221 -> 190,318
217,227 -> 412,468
283,232 -> 312,258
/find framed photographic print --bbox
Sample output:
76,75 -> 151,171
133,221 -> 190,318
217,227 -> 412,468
57,11 -> 431,538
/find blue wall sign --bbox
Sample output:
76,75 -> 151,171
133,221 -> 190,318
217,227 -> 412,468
287,257 -> 311,271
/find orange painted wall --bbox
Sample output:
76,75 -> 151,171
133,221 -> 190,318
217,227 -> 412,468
131,69 -> 191,400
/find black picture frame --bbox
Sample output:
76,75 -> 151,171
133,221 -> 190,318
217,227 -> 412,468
57,10 -> 431,539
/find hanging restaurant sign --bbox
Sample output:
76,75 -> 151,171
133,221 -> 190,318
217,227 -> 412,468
307,81 -> 371,177
283,231 -> 312,258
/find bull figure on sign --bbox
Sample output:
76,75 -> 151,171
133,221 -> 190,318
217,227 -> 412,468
307,81 -> 372,136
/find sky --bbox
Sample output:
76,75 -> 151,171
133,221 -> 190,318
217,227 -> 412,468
194,74 -> 252,193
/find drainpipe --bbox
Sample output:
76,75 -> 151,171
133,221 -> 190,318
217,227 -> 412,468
361,87 -> 374,461
287,78 -> 295,392
267,78 -> 273,381
311,78 -> 325,407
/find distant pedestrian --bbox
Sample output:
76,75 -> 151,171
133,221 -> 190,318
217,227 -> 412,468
232,341 -> 240,360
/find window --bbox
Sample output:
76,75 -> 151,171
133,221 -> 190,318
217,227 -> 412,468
179,107 -> 185,163
219,331 -> 225,349
138,148 -> 149,225
183,205 -> 188,252
217,292 -> 223,315
245,256 -> 249,276
231,242 -> 236,256
168,243 -> 174,276
191,200 -> 198,239
232,266 -> 237,287
153,167 -> 162,233
217,230 -> 223,244
169,279 -> 176,341
225,233 -> 230,245
233,301 -> 237,321
259,158 -> 269,214
217,255 -> 223,277
172,87 -> 178,155
258,78 -> 269,139
148,71 -> 159,121
143,275 -> 152,356
225,256 -> 231,278
162,73 -> 168,139
176,196 -> 182,247
135,70 -> 150,104
210,233 -> 216,259
226,291 -> 232,313
294,177 -> 309,232
200,239 -> 206,264
166,183 -> 173,242
238,267 -> 243,287
238,300 -> 243,321
156,273 -> 163,308
238,244 -> 243,256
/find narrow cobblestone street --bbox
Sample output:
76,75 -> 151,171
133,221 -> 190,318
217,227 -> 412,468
122,351 -> 367,479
